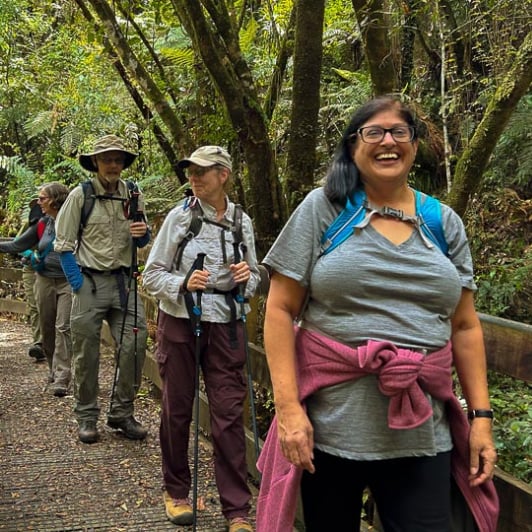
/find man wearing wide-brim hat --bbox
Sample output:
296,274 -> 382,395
55,134 -> 151,444
79,135 -> 138,173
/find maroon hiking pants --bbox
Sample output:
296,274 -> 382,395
157,311 -> 251,520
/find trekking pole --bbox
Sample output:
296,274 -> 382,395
109,184 -> 142,410
110,288 -> 130,412
233,241 -> 261,466
128,185 -> 143,395
187,252 -> 206,532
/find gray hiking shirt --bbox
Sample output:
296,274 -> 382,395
263,187 -> 476,459
0,216 -> 64,278
143,197 -> 260,323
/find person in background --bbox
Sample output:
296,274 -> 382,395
22,198 -> 45,361
257,96 -> 498,532
0,183 -> 72,396
22,265 -> 44,361
54,134 -> 150,445
143,146 -> 260,532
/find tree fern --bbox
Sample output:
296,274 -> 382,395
159,47 -> 195,69
0,156 -> 38,219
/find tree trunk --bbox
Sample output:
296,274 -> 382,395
171,0 -> 284,255
400,0 -> 418,91
285,0 -> 326,212
80,0 -> 190,150
264,7 -> 297,121
74,0 -> 185,181
351,0 -> 397,94
448,31 -> 532,217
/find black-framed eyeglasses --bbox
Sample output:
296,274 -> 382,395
354,126 -> 416,144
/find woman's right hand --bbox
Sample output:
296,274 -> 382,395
184,268 -> 209,292
276,402 -> 315,473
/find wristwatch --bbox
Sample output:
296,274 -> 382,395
467,409 -> 494,421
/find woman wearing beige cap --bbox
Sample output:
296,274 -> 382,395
143,145 -> 260,532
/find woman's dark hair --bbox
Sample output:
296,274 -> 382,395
40,182 -> 70,211
324,95 -> 419,207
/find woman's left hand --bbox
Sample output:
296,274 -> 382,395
230,261 -> 250,284
468,418 -> 497,486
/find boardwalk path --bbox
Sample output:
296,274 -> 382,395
0,317 -> 257,531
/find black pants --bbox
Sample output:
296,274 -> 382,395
301,448 -> 452,532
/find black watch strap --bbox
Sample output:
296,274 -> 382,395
468,409 -> 494,420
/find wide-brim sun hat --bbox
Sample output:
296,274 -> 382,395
178,145 -> 232,171
79,134 -> 138,172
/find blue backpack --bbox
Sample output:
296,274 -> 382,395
320,188 -> 449,257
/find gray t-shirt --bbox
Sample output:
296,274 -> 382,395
263,187 -> 476,460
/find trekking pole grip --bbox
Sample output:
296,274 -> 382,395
194,252 -> 206,296
193,253 -> 206,332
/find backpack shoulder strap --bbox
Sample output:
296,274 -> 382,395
320,189 -> 366,257
78,179 -> 96,247
414,190 -> 449,256
175,196 -> 203,269
320,189 -> 449,256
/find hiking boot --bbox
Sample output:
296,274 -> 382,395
163,491 -> 193,525
28,344 -> 45,361
106,416 -> 148,440
78,420 -> 98,444
227,517 -> 253,532
49,382 -> 68,397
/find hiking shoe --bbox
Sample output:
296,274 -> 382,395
227,517 -> 253,532
106,416 -> 148,440
163,491 -> 193,525
49,382 -> 68,397
78,420 -> 98,444
28,345 -> 45,361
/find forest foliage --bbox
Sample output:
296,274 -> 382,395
1,0 -> 529,320
0,0 -> 530,481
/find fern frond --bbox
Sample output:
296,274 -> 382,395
159,47 -> 195,69
24,111 -> 55,139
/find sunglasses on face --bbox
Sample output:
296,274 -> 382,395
187,165 -> 223,177
97,156 -> 126,165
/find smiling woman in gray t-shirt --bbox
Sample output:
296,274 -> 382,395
257,96 -> 497,532
263,185 -> 476,461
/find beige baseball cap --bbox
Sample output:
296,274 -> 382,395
178,145 -> 232,171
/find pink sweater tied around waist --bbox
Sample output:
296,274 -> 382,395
256,327 -> 499,532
